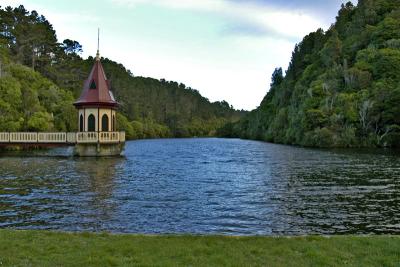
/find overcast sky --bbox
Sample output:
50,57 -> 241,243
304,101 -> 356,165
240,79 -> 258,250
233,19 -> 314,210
1,0 -> 355,110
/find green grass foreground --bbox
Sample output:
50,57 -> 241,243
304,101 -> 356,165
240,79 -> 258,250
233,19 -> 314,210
0,230 -> 399,266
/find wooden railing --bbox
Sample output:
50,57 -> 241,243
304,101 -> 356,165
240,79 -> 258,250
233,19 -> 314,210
0,132 -> 125,145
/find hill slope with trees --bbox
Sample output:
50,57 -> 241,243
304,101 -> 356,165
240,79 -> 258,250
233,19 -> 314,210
220,0 -> 400,147
0,5 -> 245,139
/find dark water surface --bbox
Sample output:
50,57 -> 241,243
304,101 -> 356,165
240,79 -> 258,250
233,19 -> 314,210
0,138 -> 399,235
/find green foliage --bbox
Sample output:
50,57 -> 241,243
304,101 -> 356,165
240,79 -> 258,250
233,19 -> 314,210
271,67 -> 284,87
320,30 -> 342,67
116,113 -> 134,139
0,61 -> 76,132
229,0 -> 400,148
27,111 -> 53,131
0,76 -> 23,131
117,113 -> 172,140
304,109 -> 328,130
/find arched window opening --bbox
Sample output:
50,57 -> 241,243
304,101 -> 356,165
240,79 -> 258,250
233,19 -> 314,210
90,79 -> 97,90
88,114 -> 96,132
102,114 -> 109,132
79,114 -> 84,132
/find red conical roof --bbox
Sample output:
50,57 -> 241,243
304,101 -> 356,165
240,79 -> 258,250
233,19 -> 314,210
74,58 -> 118,108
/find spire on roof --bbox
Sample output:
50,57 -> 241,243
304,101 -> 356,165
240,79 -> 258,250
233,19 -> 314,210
96,28 -> 100,61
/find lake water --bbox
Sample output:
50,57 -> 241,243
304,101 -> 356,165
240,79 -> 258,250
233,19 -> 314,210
0,138 -> 399,235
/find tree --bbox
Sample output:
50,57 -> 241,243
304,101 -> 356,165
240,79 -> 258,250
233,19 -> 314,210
320,29 -> 342,67
270,67 -> 283,87
62,39 -> 83,55
358,99 -> 374,135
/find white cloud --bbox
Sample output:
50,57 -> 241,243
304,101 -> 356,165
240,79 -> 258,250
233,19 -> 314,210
111,0 -> 327,40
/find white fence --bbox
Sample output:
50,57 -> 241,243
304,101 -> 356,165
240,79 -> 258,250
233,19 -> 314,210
10,132 -> 38,143
0,133 -> 9,143
99,132 -> 120,143
38,132 -> 66,143
0,132 -> 125,144
77,132 -> 98,144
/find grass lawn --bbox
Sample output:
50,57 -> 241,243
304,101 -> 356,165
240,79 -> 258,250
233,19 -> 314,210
0,230 -> 399,266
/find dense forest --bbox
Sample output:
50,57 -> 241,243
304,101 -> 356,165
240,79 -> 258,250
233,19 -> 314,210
220,0 -> 400,148
0,5 -> 245,139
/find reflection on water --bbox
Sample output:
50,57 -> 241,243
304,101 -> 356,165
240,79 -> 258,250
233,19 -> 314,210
0,154 -> 124,231
0,138 -> 400,235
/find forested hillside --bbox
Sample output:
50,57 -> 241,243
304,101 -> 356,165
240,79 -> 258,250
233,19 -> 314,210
0,5 -> 245,139
0,55 -> 76,132
221,0 -> 400,147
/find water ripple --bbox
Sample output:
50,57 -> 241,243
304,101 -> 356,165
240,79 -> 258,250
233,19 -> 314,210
0,138 -> 400,235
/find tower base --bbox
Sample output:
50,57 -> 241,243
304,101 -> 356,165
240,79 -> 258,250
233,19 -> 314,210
74,143 -> 125,157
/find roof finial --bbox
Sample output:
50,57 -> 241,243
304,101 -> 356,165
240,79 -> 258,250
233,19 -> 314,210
96,28 -> 100,61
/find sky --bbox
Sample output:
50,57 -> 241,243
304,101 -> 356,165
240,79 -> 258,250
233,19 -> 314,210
1,0 -> 355,110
